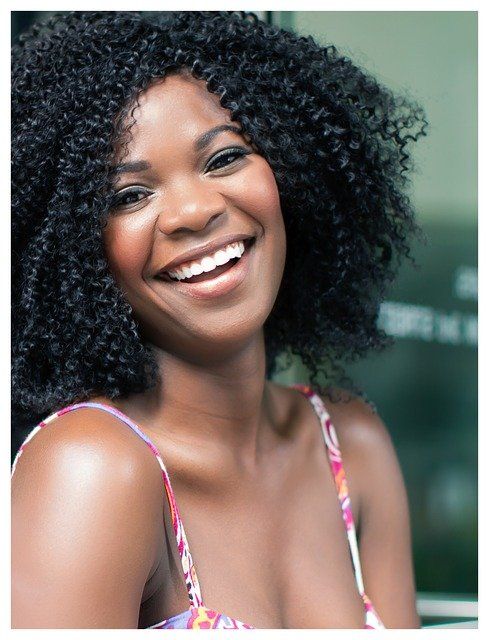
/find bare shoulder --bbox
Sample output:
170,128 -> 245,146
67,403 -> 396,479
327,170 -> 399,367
267,380 -> 394,477
12,405 -> 165,511
319,386 -> 394,462
321,386 -> 420,628
11,406 -> 165,628
318,385 -> 402,523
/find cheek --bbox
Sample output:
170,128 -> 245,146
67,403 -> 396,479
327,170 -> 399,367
232,159 -> 284,235
102,217 -> 152,285
233,160 -> 286,284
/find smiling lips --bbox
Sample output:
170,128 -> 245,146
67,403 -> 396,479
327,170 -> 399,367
154,235 -> 256,299
165,240 -> 247,282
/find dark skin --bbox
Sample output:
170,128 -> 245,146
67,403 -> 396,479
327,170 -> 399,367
11,71 -> 420,629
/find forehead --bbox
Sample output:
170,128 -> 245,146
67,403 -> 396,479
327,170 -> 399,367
117,73 -> 234,157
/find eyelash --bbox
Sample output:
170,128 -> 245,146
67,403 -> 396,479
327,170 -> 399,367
110,147 -> 251,210
110,188 -> 150,209
206,147 -> 250,171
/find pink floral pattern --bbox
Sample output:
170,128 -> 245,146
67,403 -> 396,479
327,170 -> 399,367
148,607 -> 253,629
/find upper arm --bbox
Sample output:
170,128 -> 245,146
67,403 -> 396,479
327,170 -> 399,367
324,390 -> 420,629
11,410 -> 164,629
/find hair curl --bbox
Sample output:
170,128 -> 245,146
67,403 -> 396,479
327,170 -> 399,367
12,10 -> 427,431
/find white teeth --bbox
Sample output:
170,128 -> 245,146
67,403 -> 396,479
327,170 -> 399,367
201,256 -> 216,272
190,262 -> 204,276
225,241 -> 245,260
214,249 -> 229,266
166,239 -> 247,281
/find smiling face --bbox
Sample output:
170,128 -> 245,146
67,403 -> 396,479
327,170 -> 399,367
103,71 -> 286,363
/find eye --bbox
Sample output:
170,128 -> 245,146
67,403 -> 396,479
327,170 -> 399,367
110,187 -> 152,209
206,147 -> 251,172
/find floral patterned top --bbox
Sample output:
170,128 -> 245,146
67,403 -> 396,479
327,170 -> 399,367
11,383 -> 384,629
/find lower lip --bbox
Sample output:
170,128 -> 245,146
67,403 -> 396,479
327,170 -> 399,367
159,241 -> 255,300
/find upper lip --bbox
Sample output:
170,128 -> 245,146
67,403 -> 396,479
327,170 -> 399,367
158,233 -> 255,274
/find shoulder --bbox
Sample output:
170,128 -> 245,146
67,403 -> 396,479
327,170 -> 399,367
11,405 -> 165,627
319,386 -> 400,509
320,386 -> 394,461
310,386 -> 395,529
321,387 -> 419,627
268,380 -> 394,464
12,403 -> 166,535
12,405 -> 164,502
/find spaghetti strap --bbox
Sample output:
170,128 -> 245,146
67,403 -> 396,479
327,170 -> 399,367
11,401 -> 203,608
290,384 -> 367,597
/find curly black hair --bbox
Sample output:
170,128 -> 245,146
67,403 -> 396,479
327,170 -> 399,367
12,10 -> 427,430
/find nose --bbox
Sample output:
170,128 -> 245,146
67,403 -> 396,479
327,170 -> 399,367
156,180 -> 227,235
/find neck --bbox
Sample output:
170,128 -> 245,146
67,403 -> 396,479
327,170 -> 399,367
114,330 -> 279,472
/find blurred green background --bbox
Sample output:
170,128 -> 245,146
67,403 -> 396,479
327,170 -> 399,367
268,11 -> 478,620
12,10 -> 477,626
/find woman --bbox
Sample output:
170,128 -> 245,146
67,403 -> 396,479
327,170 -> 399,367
11,11 -> 426,629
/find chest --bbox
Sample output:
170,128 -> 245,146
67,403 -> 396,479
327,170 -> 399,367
139,441 -> 366,629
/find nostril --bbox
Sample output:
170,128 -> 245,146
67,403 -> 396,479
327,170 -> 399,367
209,213 -> 222,225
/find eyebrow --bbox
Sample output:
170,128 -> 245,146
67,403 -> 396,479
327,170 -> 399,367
194,124 -> 243,152
110,124 -> 244,176
109,160 -> 151,176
